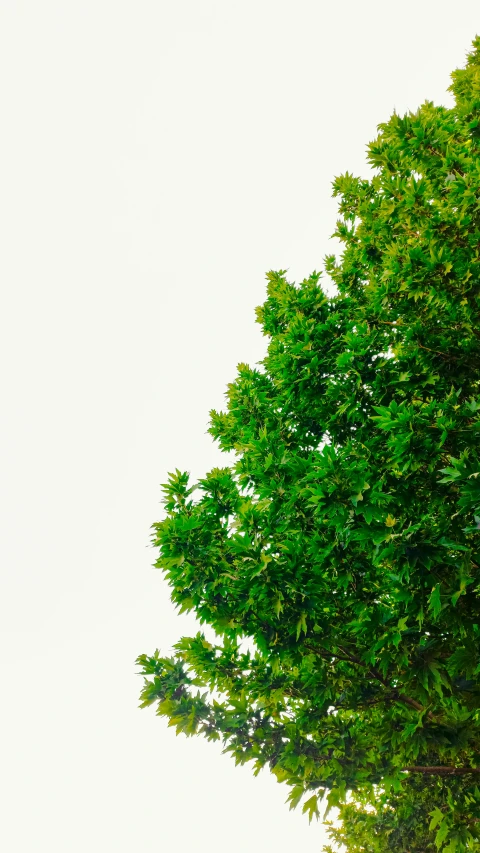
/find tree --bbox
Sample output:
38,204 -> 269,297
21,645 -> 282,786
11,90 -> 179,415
137,40 -> 480,851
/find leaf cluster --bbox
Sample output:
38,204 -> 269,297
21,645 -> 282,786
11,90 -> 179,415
137,39 -> 480,851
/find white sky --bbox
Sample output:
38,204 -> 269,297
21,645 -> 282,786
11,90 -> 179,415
1,2 -> 478,851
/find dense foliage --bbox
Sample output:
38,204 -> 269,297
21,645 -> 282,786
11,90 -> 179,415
138,40 -> 480,851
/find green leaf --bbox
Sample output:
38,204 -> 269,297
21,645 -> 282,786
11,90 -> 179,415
428,584 -> 442,619
324,786 -> 344,819
296,612 -> 308,640
302,794 -> 320,822
429,808 -> 444,831
435,819 -> 450,848
287,784 -> 304,810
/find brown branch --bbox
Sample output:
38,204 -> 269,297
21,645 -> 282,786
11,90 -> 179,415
334,644 -> 427,714
426,145 -> 446,161
305,643 -> 362,666
305,641 -> 432,718
362,663 -> 427,715
404,766 -> 480,776
416,341 -> 459,360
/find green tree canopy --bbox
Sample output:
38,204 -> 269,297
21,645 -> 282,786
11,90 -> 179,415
137,39 -> 480,851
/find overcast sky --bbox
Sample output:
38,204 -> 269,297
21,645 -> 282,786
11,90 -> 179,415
1,2 -> 479,851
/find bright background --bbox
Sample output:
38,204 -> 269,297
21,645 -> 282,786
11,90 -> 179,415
1,2 -> 478,850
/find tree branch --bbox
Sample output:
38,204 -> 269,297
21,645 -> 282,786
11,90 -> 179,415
404,766 -> 480,776
305,641 -> 432,718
